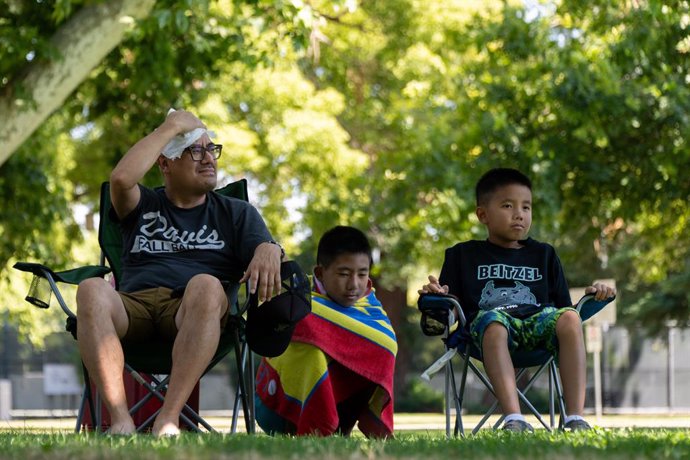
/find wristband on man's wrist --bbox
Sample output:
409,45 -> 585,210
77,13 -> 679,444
266,240 -> 285,259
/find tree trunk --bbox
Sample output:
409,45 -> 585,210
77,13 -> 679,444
371,281 -> 411,407
0,0 -> 156,166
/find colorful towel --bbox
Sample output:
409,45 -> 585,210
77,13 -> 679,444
255,287 -> 397,437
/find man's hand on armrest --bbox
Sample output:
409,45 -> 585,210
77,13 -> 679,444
240,242 -> 283,302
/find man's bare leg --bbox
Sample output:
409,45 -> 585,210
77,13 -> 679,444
482,323 -> 520,415
151,274 -> 228,436
556,310 -> 586,416
76,278 -> 134,434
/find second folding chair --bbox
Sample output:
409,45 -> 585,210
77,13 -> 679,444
418,293 -> 613,437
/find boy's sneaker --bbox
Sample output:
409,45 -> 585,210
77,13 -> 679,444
564,419 -> 591,432
501,419 -> 534,433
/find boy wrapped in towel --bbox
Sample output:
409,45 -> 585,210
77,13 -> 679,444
255,226 -> 397,437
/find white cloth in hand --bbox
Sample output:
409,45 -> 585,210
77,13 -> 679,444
161,109 -> 215,159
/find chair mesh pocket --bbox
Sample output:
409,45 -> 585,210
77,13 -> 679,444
420,310 -> 448,336
26,275 -> 52,309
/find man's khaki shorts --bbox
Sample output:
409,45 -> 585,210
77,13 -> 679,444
119,287 -> 229,342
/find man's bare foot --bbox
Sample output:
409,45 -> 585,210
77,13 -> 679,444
152,420 -> 180,437
108,419 -> 136,435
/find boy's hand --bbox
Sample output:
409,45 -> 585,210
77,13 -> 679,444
585,282 -> 616,301
418,275 -> 449,295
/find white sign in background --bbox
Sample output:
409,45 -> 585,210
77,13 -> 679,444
43,363 -> 81,396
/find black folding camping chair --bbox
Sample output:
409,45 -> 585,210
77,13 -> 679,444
418,292 -> 614,437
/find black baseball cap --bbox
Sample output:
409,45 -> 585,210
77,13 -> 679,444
246,260 -> 311,357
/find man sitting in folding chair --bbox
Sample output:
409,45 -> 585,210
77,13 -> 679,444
76,109 -> 283,436
419,168 -> 615,433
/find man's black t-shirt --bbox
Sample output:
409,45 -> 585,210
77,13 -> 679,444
116,185 -> 272,293
438,238 -> 572,325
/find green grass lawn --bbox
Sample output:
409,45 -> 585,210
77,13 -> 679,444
0,429 -> 688,459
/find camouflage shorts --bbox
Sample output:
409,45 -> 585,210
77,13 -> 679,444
470,306 -> 578,359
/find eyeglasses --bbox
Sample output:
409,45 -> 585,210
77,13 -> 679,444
184,144 -> 222,161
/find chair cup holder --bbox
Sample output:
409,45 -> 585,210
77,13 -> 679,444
26,275 -> 52,309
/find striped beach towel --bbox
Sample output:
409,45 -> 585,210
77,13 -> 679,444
255,286 -> 397,437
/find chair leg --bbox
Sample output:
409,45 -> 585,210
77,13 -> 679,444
181,405 -> 213,432
95,392 -> 102,432
128,372 -> 210,433
75,383 -> 88,433
79,349 -> 226,433
444,358 -> 451,438
246,348 -> 256,434
231,377 -> 241,434
549,363 -> 555,429
126,372 -> 167,419
514,364 -> 553,431
125,370 -> 166,432
487,368 -> 533,430
549,362 -> 566,429
454,353 -> 470,438
460,354 -> 566,434
474,364 -> 552,432
233,327 -> 253,434
125,367 -> 202,433
470,361 -> 498,434
80,363 -> 100,433
230,341 -> 244,434
137,409 -> 161,433
516,390 -> 548,431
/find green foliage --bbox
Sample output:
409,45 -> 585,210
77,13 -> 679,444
0,0 -> 80,92
207,62 -> 369,257
307,0 -> 690,330
395,378 -> 443,413
0,115 -> 79,271
2,0 -> 690,346
0,0 -> 336,344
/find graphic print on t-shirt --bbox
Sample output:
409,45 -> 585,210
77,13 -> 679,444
130,211 -> 226,253
479,280 -> 537,311
477,263 -> 542,282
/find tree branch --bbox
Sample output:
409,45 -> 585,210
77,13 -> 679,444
0,0 -> 156,167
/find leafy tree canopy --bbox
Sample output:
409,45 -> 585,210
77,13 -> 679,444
1,0 -> 689,348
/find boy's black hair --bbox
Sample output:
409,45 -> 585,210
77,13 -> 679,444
316,225 -> 373,268
475,168 -> 532,206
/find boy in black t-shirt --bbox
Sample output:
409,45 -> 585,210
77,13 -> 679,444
419,168 -> 615,432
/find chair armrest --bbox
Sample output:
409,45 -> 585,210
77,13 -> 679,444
575,293 -> 616,322
13,262 -> 111,285
13,262 -> 111,317
418,293 -> 467,328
